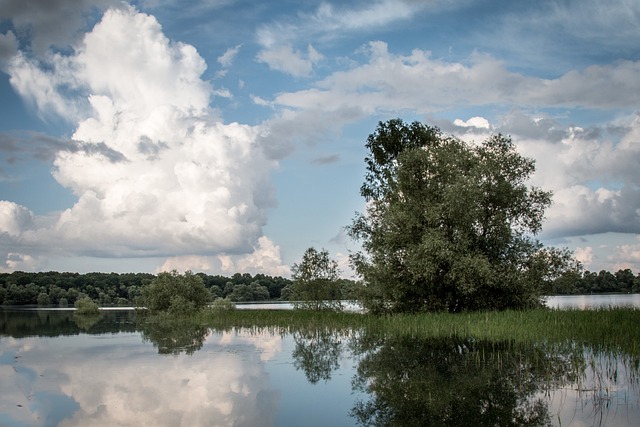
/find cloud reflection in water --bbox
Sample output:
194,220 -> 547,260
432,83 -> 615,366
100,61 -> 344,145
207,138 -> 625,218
0,330 -> 282,427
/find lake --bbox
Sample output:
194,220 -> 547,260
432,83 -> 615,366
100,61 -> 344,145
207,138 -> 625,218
1,298 -> 639,427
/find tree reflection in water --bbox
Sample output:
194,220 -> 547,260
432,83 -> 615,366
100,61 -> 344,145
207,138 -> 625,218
348,334 -> 583,427
73,312 -> 103,331
139,317 -> 209,355
292,327 -> 344,384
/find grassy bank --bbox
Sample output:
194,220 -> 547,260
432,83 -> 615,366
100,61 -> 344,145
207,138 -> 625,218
184,307 -> 640,354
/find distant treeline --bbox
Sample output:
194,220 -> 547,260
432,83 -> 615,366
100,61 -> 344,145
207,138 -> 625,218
0,271 -> 359,307
551,269 -> 640,295
1,268 -> 638,307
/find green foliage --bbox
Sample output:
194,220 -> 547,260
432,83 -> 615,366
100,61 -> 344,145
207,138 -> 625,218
74,297 -> 100,315
36,292 -> 50,306
227,281 -> 271,302
348,119 -> 578,313
141,270 -> 210,315
291,247 -> 343,311
210,297 -> 236,311
552,268 -> 640,295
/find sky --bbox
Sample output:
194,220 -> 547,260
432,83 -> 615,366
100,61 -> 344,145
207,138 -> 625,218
0,0 -> 639,277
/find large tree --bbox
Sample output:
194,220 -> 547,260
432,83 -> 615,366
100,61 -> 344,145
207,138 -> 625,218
348,119 -> 576,313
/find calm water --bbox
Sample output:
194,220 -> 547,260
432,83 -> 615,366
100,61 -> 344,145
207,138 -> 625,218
545,294 -> 640,309
236,294 -> 640,311
1,300 -> 639,427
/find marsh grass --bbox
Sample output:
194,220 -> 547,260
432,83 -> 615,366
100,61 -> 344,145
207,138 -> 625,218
190,307 -> 640,352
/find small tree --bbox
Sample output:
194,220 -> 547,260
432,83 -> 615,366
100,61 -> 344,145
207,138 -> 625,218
141,270 -> 210,315
291,247 -> 342,311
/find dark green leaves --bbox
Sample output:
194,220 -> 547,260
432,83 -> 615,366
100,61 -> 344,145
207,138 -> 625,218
349,119 -> 574,313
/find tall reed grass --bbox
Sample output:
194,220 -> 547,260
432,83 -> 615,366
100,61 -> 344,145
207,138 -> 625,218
188,307 -> 640,354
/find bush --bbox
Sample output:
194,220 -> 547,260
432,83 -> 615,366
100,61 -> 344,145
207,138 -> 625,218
141,270 -> 210,315
210,297 -> 236,312
75,297 -> 100,315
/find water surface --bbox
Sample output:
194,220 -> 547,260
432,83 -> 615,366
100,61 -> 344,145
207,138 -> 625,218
1,308 -> 639,426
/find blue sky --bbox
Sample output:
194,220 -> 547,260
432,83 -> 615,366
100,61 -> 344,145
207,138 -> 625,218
1,0 -> 639,276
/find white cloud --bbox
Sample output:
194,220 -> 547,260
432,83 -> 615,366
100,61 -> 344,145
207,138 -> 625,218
0,252 -> 39,272
574,246 -> 594,268
256,44 -> 323,78
217,236 -> 291,277
156,237 -> 290,276
272,42 -> 640,114
6,51 -> 84,122
312,0 -> 416,31
453,117 -> 491,129
0,6 -> 281,269
0,200 -> 33,236
157,255 -> 216,273
217,44 -> 241,67
251,95 -> 270,107
213,87 -> 233,98
257,0 -> 422,48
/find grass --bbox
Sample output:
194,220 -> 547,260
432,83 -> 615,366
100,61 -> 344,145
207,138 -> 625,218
183,306 -> 640,355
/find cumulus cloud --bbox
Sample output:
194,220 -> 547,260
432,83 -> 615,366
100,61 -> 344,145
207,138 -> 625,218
157,237 -> 290,277
217,236 -> 291,277
0,200 -> 34,236
0,6 -> 286,271
574,246 -> 594,268
522,116 -> 640,239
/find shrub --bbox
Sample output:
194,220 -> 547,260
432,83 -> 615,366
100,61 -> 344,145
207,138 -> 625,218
210,297 -> 236,312
141,270 -> 210,315
75,297 -> 100,315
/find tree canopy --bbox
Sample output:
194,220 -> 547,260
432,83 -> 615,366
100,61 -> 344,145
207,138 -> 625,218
348,119 -> 578,313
